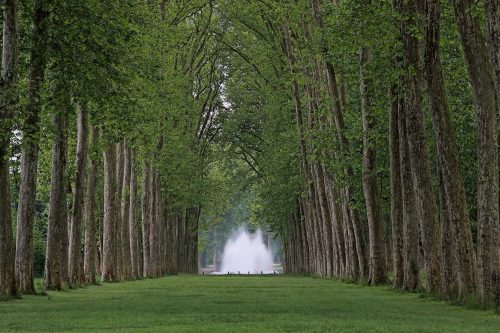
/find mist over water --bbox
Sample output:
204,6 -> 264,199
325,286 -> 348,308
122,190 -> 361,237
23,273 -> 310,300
217,228 -> 274,274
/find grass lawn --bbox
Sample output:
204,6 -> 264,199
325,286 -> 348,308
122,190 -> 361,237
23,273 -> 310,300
0,275 -> 499,332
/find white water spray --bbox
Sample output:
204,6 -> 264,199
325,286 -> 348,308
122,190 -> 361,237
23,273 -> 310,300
216,228 -> 274,274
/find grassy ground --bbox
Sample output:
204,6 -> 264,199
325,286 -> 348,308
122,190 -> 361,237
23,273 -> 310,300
0,275 -> 499,332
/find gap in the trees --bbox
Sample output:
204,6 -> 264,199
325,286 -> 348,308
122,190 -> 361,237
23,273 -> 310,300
198,194 -> 282,275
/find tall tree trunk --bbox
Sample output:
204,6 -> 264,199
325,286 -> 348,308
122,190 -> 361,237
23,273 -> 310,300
399,0 -> 442,294
44,104 -> 69,290
83,125 -> 99,284
360,46 -> 387,285
101,142 -> 118,282
61,161 -> 71,287
0,0 -> 18,297
453,0 -> 499,303
115,141 -> 124,280
424,0 -> 476,299
68,105 -> 88,287
14,0 -> 49,295
323,170 -> 346,278
398,89 -> 420,291
141,161 -> 151,277
389,83 -> 404,289
129,149 -> 139,279
149,168 -> 159,277
121,143 -> 132,279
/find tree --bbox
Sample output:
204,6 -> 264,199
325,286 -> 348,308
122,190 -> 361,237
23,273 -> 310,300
68,105 -> 88,287
453,0 -> 499,302
0,0 -> 19,297
83,124 -> 100,284
15,0 -> 50,295
424,0 -> 476,299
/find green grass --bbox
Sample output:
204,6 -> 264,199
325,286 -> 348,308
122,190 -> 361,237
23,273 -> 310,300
0,275 -> 499,332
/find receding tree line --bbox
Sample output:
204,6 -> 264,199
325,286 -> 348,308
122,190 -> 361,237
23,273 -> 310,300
1,0 -> 220,296
272,0 -> 498,306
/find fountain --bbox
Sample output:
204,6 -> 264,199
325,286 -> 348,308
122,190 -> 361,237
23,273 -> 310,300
213,228 -> 275,274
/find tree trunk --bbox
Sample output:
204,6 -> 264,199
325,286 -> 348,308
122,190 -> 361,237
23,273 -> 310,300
424,0 -> 476,299
0,0 -> 18,297
453,0 -> 499,302
83,125 -> 99,284
360,46 -> 387,285
115,141 -> 124,280
121,143 -> 132,279
14,0 -> 49,294
68,105 -> 88,287
398,88 -> 420,291
141,161 -> 151,277
44,105 -> 69,290
438,165 -> 456,299
323,169 -> 345,277
399,0 -> 442,294
149,168 -> 159,277
389,83 -> 404,289
101,142 -> 118,282
129,149 -> 139,280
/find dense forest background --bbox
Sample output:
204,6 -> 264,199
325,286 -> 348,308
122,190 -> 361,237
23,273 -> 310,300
0,0 -> 498,311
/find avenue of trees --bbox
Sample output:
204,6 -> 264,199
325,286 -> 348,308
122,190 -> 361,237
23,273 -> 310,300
1,0 -> 224,296
1,0 -> 499,312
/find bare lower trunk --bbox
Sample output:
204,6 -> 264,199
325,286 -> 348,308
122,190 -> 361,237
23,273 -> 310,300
129,150 -> 139,279
68,105 -> 88,287
115,141 -> 124,280
149,168 -> 159,277
101,142 -> 118,282
398,90 -> 420,291
324,170 -> 346,277
141,161 -> 151,277
83,125 -> 99,284
438,166 -> 456,299
44,106 -> 69,290
121,143 -> 132,279
389,83 -> 404,289
0,155 -> 16,296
